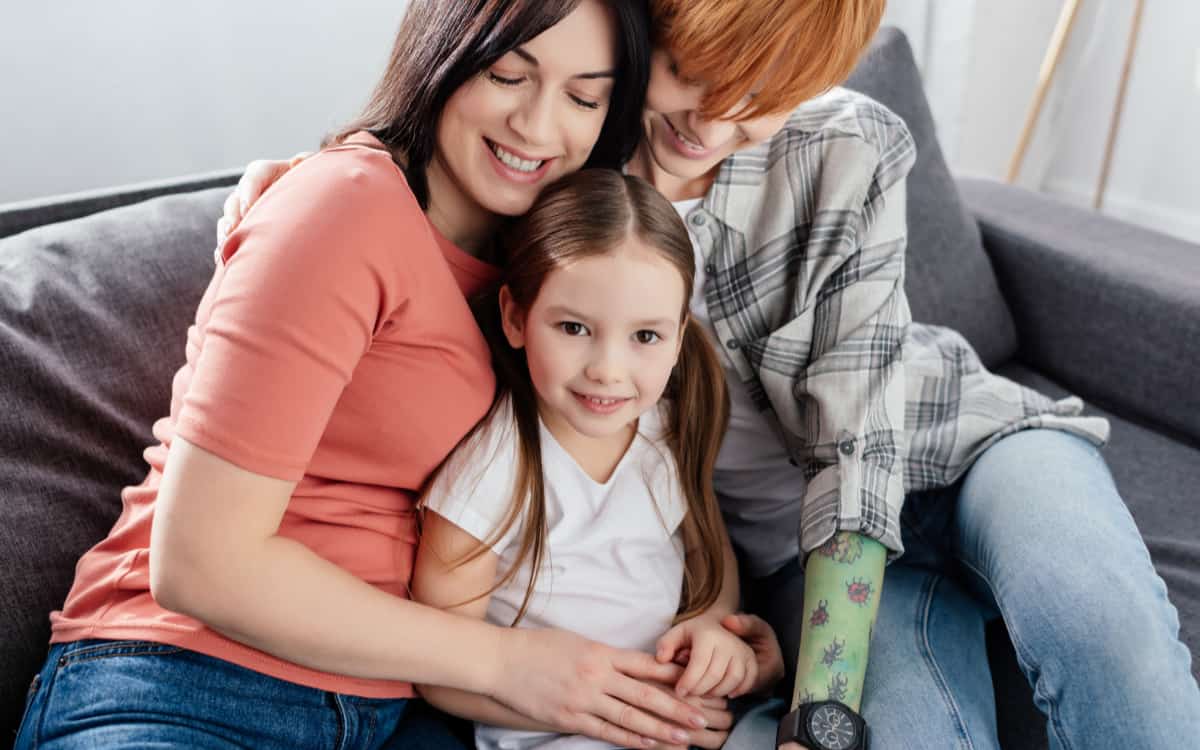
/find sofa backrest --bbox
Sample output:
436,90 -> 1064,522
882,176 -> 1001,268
846,28 -> 1018,367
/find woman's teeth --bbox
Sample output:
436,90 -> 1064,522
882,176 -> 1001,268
490,142 -> 544,172
668,119 -> 706,152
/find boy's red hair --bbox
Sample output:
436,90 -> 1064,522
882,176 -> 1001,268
652,0 -> 886,119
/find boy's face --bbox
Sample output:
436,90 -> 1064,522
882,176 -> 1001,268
636,48 -> 792,198
500,235 -> 686,453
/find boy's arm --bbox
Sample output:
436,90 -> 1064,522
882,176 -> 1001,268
412,510 -> 557,733
789,531 -> 885,713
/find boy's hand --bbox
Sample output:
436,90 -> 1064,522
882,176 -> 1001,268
719,613 -> 785,695
656,615 -> 758,698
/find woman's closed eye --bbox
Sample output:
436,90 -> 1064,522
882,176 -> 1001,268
568,93 -> 601,111
486,71 -> 526,87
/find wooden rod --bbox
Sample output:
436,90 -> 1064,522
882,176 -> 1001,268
1007,0 -> 1085,183
1095,0 -> 1146,209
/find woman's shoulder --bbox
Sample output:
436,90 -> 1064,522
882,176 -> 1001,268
236,133 -> 421,244
766,88 -> 914,174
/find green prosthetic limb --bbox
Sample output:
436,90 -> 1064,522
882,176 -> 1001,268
790,532 -> 886,712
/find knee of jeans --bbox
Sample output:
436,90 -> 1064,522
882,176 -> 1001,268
1007,566 -> 1180,676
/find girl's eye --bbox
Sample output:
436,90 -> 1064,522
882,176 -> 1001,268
635,330 -> 661,345
559,322 -> 589,336
486,71 -> 525,87
569,94 -> 601,111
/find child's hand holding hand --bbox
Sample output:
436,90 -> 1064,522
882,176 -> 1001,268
655,614 -> 758,698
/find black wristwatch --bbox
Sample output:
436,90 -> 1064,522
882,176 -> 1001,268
776,700 -> 869,750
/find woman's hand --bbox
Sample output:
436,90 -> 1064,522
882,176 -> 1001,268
216,152 -> 312,245
656,614 -> 758,699
656,688 -> 733,750
489,627 -> 713,749
720,613 -> 785,695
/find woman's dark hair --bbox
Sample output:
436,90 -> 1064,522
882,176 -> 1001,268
423,170 -> 731,625
332,0 -> 651,208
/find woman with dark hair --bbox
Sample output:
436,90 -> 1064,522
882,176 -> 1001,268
13,3 -> 731,749
218,0 -> 1200,748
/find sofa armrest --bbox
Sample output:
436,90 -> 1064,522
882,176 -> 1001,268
958,177 -> 1200,445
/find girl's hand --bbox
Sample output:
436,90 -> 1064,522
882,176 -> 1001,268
720,613 -> 785,695
216,152 -> 312,245
656,615 -> 758,699
490,627 -> 712,749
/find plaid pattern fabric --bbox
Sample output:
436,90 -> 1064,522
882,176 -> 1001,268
690,88 -> 1109,561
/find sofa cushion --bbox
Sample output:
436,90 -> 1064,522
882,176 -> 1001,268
846,28 -> 1018,367
0,188 -> 224,734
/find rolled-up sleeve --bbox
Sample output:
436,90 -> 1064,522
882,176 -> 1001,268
763,128 -> 915,564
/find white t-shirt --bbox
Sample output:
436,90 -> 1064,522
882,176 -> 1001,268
676,199 -> 809,578
423,396 -> 687,750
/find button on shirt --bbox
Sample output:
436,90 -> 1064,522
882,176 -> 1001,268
677,88 -> 1109,573
675,198 -> 812,578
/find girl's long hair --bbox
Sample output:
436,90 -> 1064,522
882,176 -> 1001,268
426,170 -> 730,624
328,0 -> 652,208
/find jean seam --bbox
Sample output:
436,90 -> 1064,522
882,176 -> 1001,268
60,642 -> 185,666
331,693 -> 349,750
917,574 -> 976,750
957,557 -> 1073,750
16,673 -> 42,749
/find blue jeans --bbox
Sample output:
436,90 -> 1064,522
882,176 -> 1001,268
13,639 -> 461,749
744,429 -> 1200,749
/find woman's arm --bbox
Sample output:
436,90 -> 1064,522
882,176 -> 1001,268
788,532 -> 885,712
150,438 -> 704,748
410,509 -> 558,733
150,437 -> 506,689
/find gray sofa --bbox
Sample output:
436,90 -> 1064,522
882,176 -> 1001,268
2,28 -> 1196,749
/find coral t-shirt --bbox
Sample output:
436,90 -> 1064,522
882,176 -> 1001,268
49,134 -> 498,698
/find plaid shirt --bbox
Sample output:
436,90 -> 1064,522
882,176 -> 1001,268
690,88 -> 1110,562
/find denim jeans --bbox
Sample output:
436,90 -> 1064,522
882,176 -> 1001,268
746,429 -> 1200,749
14,639 -> 427,749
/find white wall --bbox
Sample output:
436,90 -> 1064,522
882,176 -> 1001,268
885,0 -> 1200,245
6,1 -> 1199,245
0,2 -> 407,204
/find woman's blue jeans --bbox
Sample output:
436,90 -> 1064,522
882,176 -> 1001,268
746,429 -> 1200,749
12,639 -> 469,749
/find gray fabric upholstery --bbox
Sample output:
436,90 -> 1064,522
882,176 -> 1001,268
0,188 -> 224,735
960,177 -> 1200,446
845,28 -> 1018,368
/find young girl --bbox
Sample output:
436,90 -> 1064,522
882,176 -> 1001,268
411,169 -> 779,750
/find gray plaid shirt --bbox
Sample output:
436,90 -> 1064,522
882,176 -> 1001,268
689,88 -> 1109,562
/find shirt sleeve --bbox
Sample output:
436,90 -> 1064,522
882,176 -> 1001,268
767,119 -> 915,564
422,397 -> 523,554
175,149 -> 417,480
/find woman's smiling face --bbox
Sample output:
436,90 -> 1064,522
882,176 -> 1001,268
634,48 -> 791,200
428,0 -> 618,230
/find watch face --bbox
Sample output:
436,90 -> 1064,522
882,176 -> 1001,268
807,704 -> 859,750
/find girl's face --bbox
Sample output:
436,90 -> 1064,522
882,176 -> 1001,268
428,0 -> 618,236
633,48 -> 792,200
500,236 -> 687,450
